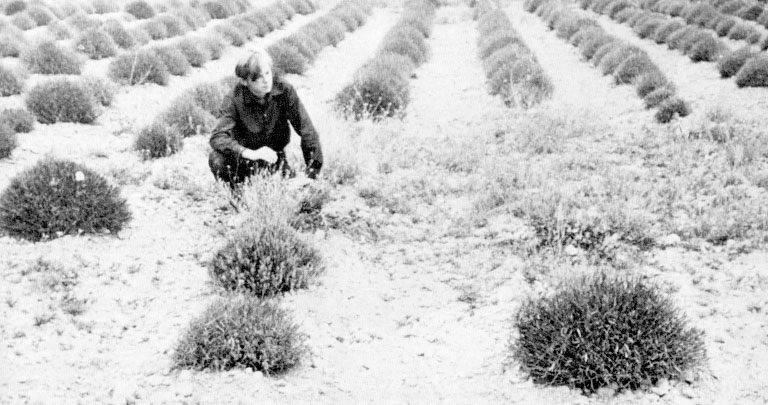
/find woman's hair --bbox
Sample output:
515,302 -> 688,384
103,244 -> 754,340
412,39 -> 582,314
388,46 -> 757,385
235,48 -> 273,80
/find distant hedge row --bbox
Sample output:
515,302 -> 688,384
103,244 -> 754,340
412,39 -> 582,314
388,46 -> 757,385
334,0 -> 436,120
576,0 -> 768,87
108,0 -> 316,86
268,0 -> 373,75
474,0 -> 553,108
527,0 -> 691,122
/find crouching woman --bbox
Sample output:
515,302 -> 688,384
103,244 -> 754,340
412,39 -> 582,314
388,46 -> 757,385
208,47 -> 323,188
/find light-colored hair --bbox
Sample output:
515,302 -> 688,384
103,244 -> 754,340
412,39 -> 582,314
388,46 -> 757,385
235,48 -> 273,80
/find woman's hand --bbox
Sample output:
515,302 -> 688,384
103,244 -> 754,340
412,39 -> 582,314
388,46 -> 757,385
241,147 -> 277,163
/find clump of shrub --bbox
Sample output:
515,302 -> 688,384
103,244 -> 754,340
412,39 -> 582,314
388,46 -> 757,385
214,24 -> 246,46
82,75 -> 117,107
66,11 -> 100,31
92,0 -> 119,14
635,70 -> 668,98
184,82 -> 228,118
139,18 -> 168,40
202,1 -> 232,19
209,220 -> 324,297
200,34 -> 226,60
74,27 -> 118,59
0,32 -> 24,57
0,157 -> 132,241
26,5 -> 55,26
613,53 -> 657,84
267,42 -> 308,75
0,108 -> 35,132
686,35 -> 721,62
653,20 -> 684,43
512,272 -> 706,394
134,121 -> 183,159
644,85 -> 675,108
103,19 -> 134,49
108,50 -> 170,85
172,296 -> 306,373
11,12 -> 35,30
158,95 -> 216,137
0,64 -> 24,96
125,0 -> 155,19
26,77 -> 98,124
156,14 -> 188,37
149,45 -> 191,76
174,38 -> 209,67
0,123 -> 16,159
47,20 -> 73,39
334,53 -> 412,120
718,46 -> 756,78
655,96 -> 690,123
4,1 -> 27,16
21,40 -> 83,75
735,55 -> 768,87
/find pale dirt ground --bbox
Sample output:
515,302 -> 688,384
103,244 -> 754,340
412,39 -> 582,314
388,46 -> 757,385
0,1 -> 767,404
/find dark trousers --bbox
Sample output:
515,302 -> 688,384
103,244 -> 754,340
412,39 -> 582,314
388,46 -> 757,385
208,149 -> 293,188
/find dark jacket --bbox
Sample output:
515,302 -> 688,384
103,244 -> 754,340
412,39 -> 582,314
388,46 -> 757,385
210,77 -> 323,173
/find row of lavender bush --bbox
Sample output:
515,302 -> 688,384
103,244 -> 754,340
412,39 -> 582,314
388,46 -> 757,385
333,0 -> 436,120
527,0 -> 691,122
474,0 -> 553,108
575,0 -> 768,87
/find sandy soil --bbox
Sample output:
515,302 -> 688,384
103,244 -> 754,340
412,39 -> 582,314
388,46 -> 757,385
1,1 -> 767,404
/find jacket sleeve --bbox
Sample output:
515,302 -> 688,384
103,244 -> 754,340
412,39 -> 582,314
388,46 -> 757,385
210,93 -> 245,158
286,86 -> 323,175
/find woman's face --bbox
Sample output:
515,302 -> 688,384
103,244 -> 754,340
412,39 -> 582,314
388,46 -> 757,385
244,63 -> 273,98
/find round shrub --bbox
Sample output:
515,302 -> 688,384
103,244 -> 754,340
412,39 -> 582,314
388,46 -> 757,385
483,43 -> 528,77
103,19 -> 134,49
0,123 -> 16,159
590,41 -> 621,66
735,55 -> 768,87
125,0 -> 155,19
150,45 -> 191,76
174,38 -> 209,67
644,85 -> 675,108
580,35 -> 615,60
718,0 -> 747,14
653,20 -> 684,43
160,95 -> 216,137
250,10 -> 279,32
613,54 -> 658,84
174,7 -> 210,30
0,108 -> 35,133
47,20 -> 73,39
82,75 -> 117,107
65,11 -> 101,31
26,77 -> 98,124
0,32 -> 24,57
714,17 -> 737,37
184,81 -> 227,117
0,157 -> 131,241
210,220 -> 323,297
214,24 -> 246,46
0,64 -> 24,96
92,0 -> 120,14
280,34 -> 321,63
666,25 -> 698,49
655,96 -> 690,123
134,121 -> 183,159
687,35 -> 721,62
156,13 -> 188,37
11,11 -> 36,30
129,28 -> 152,46
615,7 -> 641,23
513,273 -> 706,393
379,36 -> 427,66
718,46 -> 755,78
267,42 -> 308,75
679,31 -> 711,54
289,0 -> 315,14
74,27 -> 118,59
335,54 -> 412,120
635,18 -> 663,39
4,1 -> 26,16
108,50 -> 169,85
21,40 -> 82,75
739,4 -> 763,20
599,45 -> 642,75
140,18 -> 168,39
172,296 -> 306,373
203,1 -> 231,19
635,71 -> 668,98
478,29 -> 523,60
26,5 -> 55,26
200,34 -> 226,60
727,22 -> 756,40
